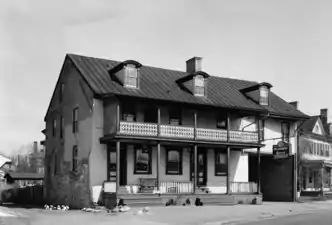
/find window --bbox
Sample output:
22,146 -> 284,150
134,145 -> 152,174
169,107 -> 182,125
326,145 -> 330,157
122,103 -> 136,122
59,83 -> 64,102
52,119 -> 56,137
125,65 -> 138,88
144,107 -> 158,123
320,143 -> 324,156
54,151 -> 57,175
259,86 -> 269,106
60,116 -> 64,138
259,119 -> 265,141
166,149 -> 182,175
281,122 -> 290,142
72,145 -> 78,172
72,107 -> 78,133
216,115 -> 227,129
215,149 -> 227,176
194,75 -> 205,96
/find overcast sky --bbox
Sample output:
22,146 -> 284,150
1,0 -> 332,155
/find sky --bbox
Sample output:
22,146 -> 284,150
1,0 -> 332,156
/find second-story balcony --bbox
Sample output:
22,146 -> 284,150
118,121 -> 259,144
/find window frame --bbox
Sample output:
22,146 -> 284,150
166,148 -> 183,175
72,107 -> 79,133
194,75 -> 205,97
214,149 -> 227,176
169,107 -> 182,125
281,121 -> 290,143
134,145 -> 152,175
60,115 -> 64,139
52,119 -> 56,137
259,86 -> 269,106
72,145 -> 78,172
124,65 -> 139,88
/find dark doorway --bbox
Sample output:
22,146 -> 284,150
197,148 -> 207,186
107,144 -> 127,186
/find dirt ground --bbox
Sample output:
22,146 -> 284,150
1,201 -> 332,225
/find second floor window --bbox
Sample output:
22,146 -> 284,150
52,119 -> 56,137
122,103 -> 136,122
216,115 -> 227,129
54,150 -> 58,175
72,107 -> 79,133
72,145 -> 78,172
281,122 -> 290,142
169,107 -> 182,125
259,119 -> 265,141
194,75 -> 205,96
125,66 -> 138,88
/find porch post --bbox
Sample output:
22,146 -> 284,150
116,102 -> 120,132
116,141 -> 120,194
226,146 -> 231,194
157,107 -> 161,136
193,144 -> 197,194
321,164 -> 324,196
157,142 -> 161,191
257,147 -> 261,194
226,113 -> 230,142
194,111 -> 197,140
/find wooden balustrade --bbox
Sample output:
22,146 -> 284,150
159,181 -> 193,194
230,182 -> 258,193
118,121 -> 259,143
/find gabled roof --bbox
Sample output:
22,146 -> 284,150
300,116 -> 320,133
54,54 -> 308,119
299,116 -> 332,142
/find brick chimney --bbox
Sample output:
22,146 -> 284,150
320,108 -> 328,127
186,57 -> 202,73
289,101 -> 298,109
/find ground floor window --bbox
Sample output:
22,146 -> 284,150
134,145 -> 152,174
215,149 -> 227,176
166,148 -> 182,175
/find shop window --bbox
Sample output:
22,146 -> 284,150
134,145 -> 152,174
166,149 -> 182,175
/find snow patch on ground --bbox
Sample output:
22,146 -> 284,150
0,210 -> 16,217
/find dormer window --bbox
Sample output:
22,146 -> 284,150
125,65 -> 138,88
194,75 -> 205,96
259,86 -> 269,106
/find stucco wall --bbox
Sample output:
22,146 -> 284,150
44,58 -> 94,208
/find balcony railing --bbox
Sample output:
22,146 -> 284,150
118,121 -> 259,143
230,182 -> 258,193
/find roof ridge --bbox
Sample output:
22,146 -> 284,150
67,53 -> 260,84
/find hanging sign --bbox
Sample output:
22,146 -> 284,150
273,141 -> 290,159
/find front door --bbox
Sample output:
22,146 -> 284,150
107,144 -> 127,185
197,148 -> 207,186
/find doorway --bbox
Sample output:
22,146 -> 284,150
107,144 -> 127,186
197,148 -> 207,186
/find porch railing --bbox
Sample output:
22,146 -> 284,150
159,181 -> 193,194
118,121 -> 259,143
160,125 -> 194,139
196,128 -> 227,141
230,182 -> 258,193
119,121 -> 157,136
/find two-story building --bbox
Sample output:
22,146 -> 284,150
298,109 -> 332,199
42,54 -> 308,208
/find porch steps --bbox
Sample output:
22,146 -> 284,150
118,194 -> 236,207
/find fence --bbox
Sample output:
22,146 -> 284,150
1,184 -> 44,205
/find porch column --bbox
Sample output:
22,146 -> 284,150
157,142 -> 161,191
116,102 -> 120,132
226,146 -> 231,194
157,107 -> 161,136
193,145 -> 197,194
116,141 -> 120,194
321,164 -> 324,196
226,113 -> 230,142
257,147 -> 261,194
194,111 -> 197,140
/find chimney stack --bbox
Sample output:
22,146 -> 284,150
289,101 -> 298,109
186,57 -> 202,73
33,141 -> 38,153
320,108 -> 328,126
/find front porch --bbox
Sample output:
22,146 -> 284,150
100,141 -> 262,206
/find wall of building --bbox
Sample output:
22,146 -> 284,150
44,58 -> 94,208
